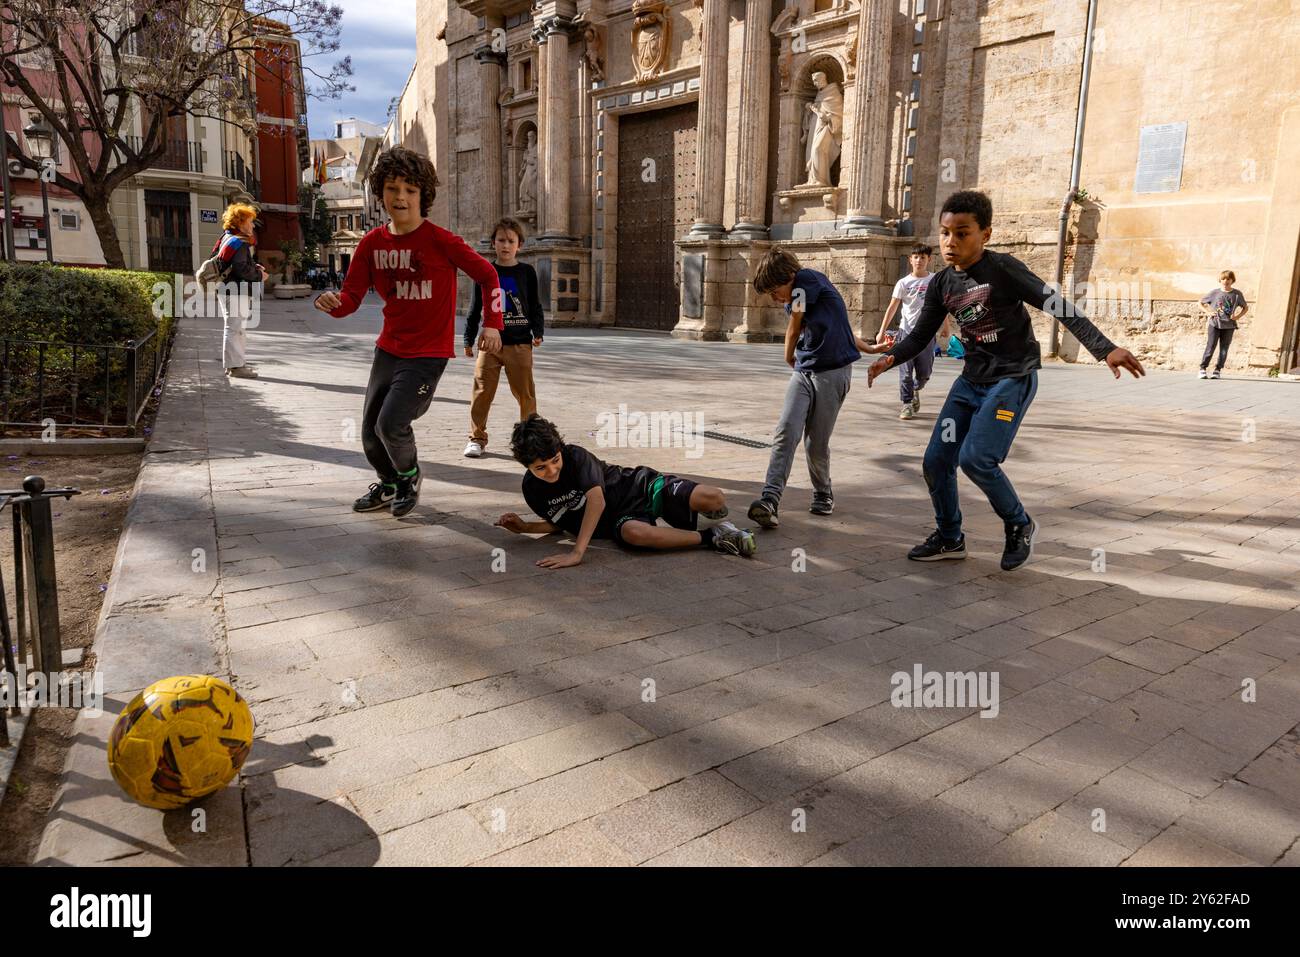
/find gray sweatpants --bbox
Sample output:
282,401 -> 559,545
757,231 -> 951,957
761,364 -> 854,504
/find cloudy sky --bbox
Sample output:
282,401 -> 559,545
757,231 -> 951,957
303,0 -> 418,140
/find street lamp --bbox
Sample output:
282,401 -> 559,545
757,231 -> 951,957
22,118 -> 55,264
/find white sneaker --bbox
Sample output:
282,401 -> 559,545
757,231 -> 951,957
463,441 -> 484,458
1197,370 -> 1208,379
899,404 -> 916,420
1210,370 -> 1221,379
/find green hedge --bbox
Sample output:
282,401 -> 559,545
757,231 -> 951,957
0,262 -> 175,428
0,261 -> 174,345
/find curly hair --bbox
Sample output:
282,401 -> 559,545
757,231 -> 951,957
222,202 -> 258,231
369,146 -> 439,217
940,190 -> 994,230
511,414 -> 565,467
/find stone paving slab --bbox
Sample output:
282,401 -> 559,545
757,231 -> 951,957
34,296 -> 1300,866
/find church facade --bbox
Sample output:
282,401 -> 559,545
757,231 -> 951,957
404,0 -> 1300,374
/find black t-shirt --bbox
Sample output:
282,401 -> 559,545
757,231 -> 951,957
521,444 -> 650,538
885,250 -> 1117,383
465,262 -> 545,346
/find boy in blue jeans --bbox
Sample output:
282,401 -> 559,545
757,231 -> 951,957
867,190 -> 1145,570
748,247 -> 888,527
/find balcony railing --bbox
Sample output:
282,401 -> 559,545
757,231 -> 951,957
122,135 -> 204,173
223,150 -> 260,199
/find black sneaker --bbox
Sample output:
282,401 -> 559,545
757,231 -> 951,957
809,498 -> 834,516
353,481 -> 396,512
907,529 -> 967,561
392,469 -> 422,517
747,497 -> 779,529
1001,518 -> 1037,571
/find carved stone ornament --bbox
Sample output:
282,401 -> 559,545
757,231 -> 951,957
778,48 -> 793,93
845,28 -> 859,79
631,0 -> 671,83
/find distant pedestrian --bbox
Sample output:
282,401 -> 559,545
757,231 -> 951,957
1197,270 -> 1248,380
213,202 -> 267,379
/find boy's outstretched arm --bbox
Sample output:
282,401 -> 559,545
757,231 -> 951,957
869,281 -> 947,386
315,234 -> 372,316
1006,258 -> 1146,379
441,231 -> 504,353
495,512 -> 558,535
538,486 -> 604,569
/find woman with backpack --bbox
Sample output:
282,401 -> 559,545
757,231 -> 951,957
208,203 -> 267,379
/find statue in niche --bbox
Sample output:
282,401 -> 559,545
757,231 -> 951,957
518,130 -> 538,215
800,71 -> 843,188
582,23 -> 606,81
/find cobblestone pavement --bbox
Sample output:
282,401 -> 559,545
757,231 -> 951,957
37,295 -> 1300,866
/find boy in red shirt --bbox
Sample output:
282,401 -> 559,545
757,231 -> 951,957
315,147 -> 504,516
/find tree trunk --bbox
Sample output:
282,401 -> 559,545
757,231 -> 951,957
82,190 -> 126,269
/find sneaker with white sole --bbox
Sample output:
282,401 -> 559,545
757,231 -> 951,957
912,395 -> 921,413
899,404 -> 916,420
1001,517 -> 1037,571
463,441 -> 484,458
353,482 -> 396,512
907,529 -> 967,561
1210,370 -> 1221,379
711,521 -> 757,558
1197,369 -> 1208,379
747,497 -> 779,529
392,468 -> 422,517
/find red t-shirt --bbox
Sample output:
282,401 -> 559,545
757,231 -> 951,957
329,221 -> 504,358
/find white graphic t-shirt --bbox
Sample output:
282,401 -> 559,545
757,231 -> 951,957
892,273 -> 934,335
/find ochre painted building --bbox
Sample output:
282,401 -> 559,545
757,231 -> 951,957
404,0 -> 1300,374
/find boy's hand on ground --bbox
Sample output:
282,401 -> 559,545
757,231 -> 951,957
479,327 -> 502,354
867,355 -> 894,387
494,513 -> 525,533
537,550 -> 582,569
314,291 -> 341,313
1106,347 -> 1146,379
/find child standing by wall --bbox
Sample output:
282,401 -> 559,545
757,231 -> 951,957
463,218 -> 545,457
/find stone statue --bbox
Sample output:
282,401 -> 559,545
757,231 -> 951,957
583,24 -> 606,81
800,72 -> 843,188
518,130 -> 538,214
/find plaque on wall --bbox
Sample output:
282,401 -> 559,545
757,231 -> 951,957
1134,122 -> 1187,194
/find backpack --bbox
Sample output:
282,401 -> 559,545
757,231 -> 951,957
196,235 -> 236,287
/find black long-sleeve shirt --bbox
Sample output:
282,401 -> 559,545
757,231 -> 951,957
464,261 -> 545,346
885,250 -> 1117,383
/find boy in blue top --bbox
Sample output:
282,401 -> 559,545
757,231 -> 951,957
748,247 -> 888,527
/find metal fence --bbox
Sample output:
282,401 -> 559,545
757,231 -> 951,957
0,329 -> 164,434
0,476 -> 80,745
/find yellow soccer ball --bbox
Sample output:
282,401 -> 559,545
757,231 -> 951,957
107,675 -> 254,810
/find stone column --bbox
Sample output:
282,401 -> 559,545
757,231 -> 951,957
689,0 -> 729,237
474,19 -> 506,243
730,0 -> 773,240
536,14 -> 576,241
842,0 -> 893,234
